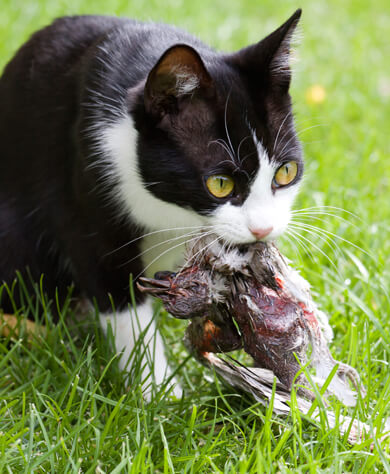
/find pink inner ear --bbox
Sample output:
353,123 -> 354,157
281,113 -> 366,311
152,44 -> 213,87
144,44 -> 214,115
146,45 -> 213,96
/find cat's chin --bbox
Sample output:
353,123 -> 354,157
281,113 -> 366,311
215,228 -> 282,247
218,235 -> 276,247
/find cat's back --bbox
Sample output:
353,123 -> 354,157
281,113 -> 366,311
0,16 -> 128,183
0,15 -> 210,158
0,15 -> 209,96
0,15 -> 212,192
0,16 -> 126,86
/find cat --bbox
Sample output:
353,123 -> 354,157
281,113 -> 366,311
0,9 -> 303,396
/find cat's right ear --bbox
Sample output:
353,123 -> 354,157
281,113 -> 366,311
144,44 -> 214,119
231,9 -> 302,93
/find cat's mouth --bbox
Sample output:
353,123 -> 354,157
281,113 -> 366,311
211,224 -> 280,247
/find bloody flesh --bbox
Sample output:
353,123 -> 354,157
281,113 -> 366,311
138,235 -> 362,399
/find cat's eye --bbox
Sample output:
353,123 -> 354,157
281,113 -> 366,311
206,175 -> 235,198
274,161 -> 298,187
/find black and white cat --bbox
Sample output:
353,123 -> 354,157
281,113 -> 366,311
0,10 -> 303,395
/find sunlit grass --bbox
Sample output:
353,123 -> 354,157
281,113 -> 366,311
1,0 -> 390,471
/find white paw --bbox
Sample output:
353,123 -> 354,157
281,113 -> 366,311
99,299 -> 181,400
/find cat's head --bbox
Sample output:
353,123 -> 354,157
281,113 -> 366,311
124,10 -> 303,245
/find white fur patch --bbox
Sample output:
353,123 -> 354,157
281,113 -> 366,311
216,247 -> 248,272
99,116 -> 205,232
240,294 -> 263,316
99,299 -> 181,398
209,274 -> 228,302
173,67 -> 200,96
97,116 -> 205,274
270,25 -> 302,78
210,136 -> 300,245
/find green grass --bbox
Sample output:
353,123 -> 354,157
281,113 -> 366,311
1,0 -> 390,471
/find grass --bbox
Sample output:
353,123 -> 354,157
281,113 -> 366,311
1,0 -> 390,471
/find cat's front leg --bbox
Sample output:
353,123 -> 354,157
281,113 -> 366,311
99,298 -> 182,400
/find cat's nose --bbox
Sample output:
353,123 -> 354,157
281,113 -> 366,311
249,226 -> 273,240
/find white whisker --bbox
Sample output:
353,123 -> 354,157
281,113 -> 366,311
296,123 -> 327,137
134,230 -> 216,281
209,139 -> 235,162
289,223 -> 343,261
291,211 -> 357,228
282,232 -> 305,264
237,135 -> 251,164
292,205 -> 359,219
117,229 -> 206,269
285,229 -> 319,266
224,89 -> 235,159
102,224 -> 213,258
278,134 -> 299,159
273,110 -> 292,153
239,150 -> 258,168
173,230 -> 219,279
287,227 -> 341,276
290,221 -> 371,257
176,233 -> 221,277
212,233 -> 229,275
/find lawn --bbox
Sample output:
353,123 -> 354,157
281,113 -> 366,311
1,0 -> 390,471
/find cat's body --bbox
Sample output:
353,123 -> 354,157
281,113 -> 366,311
0,12 -> 303,394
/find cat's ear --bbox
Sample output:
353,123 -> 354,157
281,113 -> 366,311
231,9 -> 302,92
144,44 -> 214,118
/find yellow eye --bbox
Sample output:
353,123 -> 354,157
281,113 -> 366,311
206,175 -> 234,198
274,161 -> 298,187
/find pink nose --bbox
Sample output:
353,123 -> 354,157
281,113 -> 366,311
249,226 -> 273,240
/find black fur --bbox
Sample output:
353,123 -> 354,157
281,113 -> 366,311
0,12 -> 302,314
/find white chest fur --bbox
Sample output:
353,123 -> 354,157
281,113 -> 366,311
97,115 -> 205,231
97,114 -> 206,276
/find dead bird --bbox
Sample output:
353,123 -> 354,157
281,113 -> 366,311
137,235 -> 390,444
138,233 -> 362,405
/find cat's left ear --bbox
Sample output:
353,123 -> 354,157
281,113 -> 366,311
144,44 -> 214,118
231,9 -> 302,92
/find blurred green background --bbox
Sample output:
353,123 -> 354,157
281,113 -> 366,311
1,0 -> 390,471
